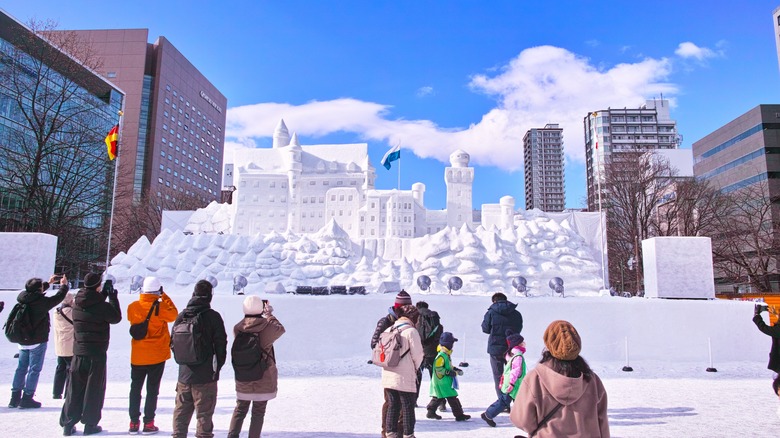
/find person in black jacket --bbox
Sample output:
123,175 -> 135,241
60,272 -> 122,436
171,280 -> 227,438
753,304 -> 780,398
9,275 -> 69,409
415,301 -> 444,405
481,292 -> 523,400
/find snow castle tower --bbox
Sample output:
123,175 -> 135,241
445,149 -> 473,228
273,119 -> 291,148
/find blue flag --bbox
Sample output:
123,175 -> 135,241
381,144 -> 401,170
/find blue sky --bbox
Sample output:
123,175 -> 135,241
5,1 -> 780,210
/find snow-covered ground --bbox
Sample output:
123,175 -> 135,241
0,291 -> 777,437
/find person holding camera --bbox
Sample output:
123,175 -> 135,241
126,277 -> 178,435
226,296 -> 285,438
60,272 -> 122,436
8,275 -> 69,409
753,304 -> 780,399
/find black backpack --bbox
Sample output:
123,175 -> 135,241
416,311 -> 441,343
171,312 -> 206,365
4,303 -> 33,344
231,331 -> 274,382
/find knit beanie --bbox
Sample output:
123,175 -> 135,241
243,295 -> 265,315
84,273 -> 102,289
506,329 -> 525,350
394,290 -> 412,308
543,320 -> 582,361
142,276 -> 163,294
193,279 -> 213,298
439,332 -> 458,350
25,278 -> 48,293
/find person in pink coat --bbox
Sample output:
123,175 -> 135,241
510,320 -> 609,437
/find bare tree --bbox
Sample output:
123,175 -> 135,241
651,177 -> 729,237
0,20 -> 117,276
708,180 -> 780,293
111,187 -> 208,253
603,151 -> 676,293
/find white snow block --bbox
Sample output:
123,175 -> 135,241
642,237 -> 715,299
376,281 -> 401,294
0,232 -> 58,289
264,281 -> 287,294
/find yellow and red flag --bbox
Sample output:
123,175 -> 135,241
105,125 -> 119,160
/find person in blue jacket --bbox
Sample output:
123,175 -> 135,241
481,293 -> 523,400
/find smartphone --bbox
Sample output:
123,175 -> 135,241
104,279 -> 113,289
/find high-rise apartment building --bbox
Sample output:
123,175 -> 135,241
0,11 -> 125,273
583,99 -> 679,211
523,124 -> 565,212
55,29 -> 227,252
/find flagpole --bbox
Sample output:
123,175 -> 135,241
397,145 -> 401,190
592,111 -> 607,290
105,104 -> 125,270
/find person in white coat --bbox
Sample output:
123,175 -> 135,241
52,291 -> 75,399
381,304 -> 424,438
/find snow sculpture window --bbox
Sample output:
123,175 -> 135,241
270,182 -> 276,188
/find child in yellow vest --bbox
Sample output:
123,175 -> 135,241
425,332 -> 471,421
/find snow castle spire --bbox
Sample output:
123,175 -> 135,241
273,119 -> 291,148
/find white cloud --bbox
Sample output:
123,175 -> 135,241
674,42 -> 719,60
416,86 -> 434,97
225,45 -> 678,171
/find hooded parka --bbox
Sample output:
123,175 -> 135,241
510,361 -> 609,438
233,315 -> 285,401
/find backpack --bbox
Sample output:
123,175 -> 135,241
371,322 -> 411,368
231,331 -> 274,382
4,303 -> 33,344
416,311 -> 440,343
171,312 -> 206,365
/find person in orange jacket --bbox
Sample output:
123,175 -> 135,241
127,277 -> 178,435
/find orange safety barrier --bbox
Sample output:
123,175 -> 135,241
716,293 -> 780,325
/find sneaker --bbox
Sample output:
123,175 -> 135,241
426,410 -> 442,420
142,421 -> 159,435
129,420 -> 140,435
83,424 -> 103,435
455,414 -> 471,421
481,413 -> 496,427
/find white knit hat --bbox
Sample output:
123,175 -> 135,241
142,277 -> 162,294
243,295 -> 265,315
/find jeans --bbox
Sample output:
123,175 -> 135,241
489,354 -> 506,399
129,362 -> 165,423
53,356 -> 73,397
12,342 -> 47,395
485,391 -> 513,419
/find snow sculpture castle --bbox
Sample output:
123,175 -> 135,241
228,119 -> 515,239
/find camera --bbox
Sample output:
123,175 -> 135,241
756,304 -> 769,314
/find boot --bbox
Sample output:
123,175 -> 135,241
8,390 -> 21,408
426,409 -> 442,420
18,392 -> 41,409
63,425 -> 76,436
481,412 -> 496,427
448,397 -> 470,421
83,424 -> 103,435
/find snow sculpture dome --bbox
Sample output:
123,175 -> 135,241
449,149 -> 470,168
500,195 -> 514,206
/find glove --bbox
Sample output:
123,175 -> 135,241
755,304 -> 767,316
103,281 -> 116,298
506,384 -> 514,392
453,367 -> 463,376
262,304 -> 274,317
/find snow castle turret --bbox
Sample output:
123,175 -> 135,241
412,182 -> 425,206
273,119 -> 291,148
445,149 -> 473,228
500,195 -> 515,230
